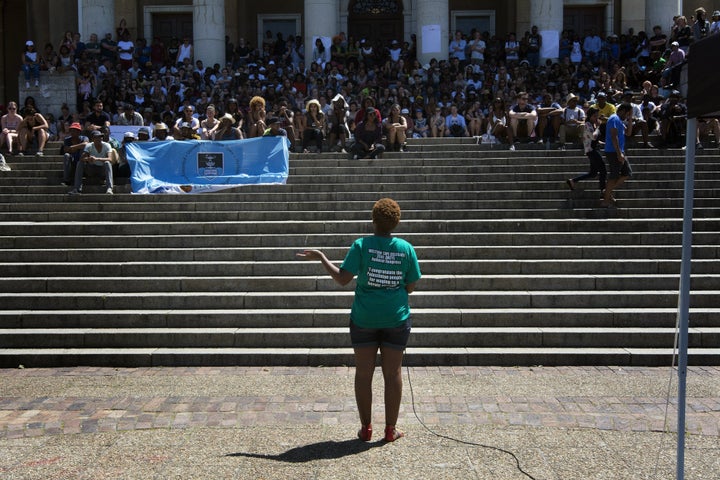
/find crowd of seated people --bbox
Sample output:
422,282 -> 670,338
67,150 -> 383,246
2,8 -> 718,163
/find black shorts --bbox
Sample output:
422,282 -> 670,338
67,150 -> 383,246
606,151 -> 632,179
349,318 -> 411,351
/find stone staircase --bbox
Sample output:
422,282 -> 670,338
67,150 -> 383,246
0,138 -> 719,367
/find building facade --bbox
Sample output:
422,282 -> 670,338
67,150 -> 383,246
1,0 -> 717,105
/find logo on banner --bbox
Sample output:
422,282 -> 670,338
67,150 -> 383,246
198,152 -> 224,178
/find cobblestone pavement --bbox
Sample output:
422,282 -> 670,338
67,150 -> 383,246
1,366 -> 719,479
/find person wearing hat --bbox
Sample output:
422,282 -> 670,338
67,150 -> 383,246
558,94 -> 586,147
262,116 -> 287,138
662,41 -> 685,87
151,122 -> 171,141
388,39 -> 402,62
137,127 -> 151,141
211,113 -> 241,141
710,10 -> 720,35
22,40 -> 41,88
693,7 -> 711,40
69,130 -> 115,195
116,131 -> 136,178
60,122 -> 89,185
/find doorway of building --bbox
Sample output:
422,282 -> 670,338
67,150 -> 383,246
564,6 -> 605,38
348,0 -> 404,43
152,13 -> 193,46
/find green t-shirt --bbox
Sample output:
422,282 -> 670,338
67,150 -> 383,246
340,235 -> 421,328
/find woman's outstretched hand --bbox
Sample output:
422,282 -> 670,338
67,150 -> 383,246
296,249 -> 323,261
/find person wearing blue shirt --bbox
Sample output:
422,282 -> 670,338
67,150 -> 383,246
602,103 -> 633,207
297,198 -> 421,443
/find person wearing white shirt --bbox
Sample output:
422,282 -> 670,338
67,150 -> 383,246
388,40 -> 401,62
583,30 -> 602,61
558,94 -> 586,146
621,90 -> 653,148
467,30 -> 485,65
116,32 -> 134,70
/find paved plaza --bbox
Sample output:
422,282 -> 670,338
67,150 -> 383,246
1,365 -> 719,479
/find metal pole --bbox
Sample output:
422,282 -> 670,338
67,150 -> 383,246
676,117 -> 696,480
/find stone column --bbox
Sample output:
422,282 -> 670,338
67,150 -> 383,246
304,0 -> 339,70
645,0 -> 681,34
80,0 -> 115,42
530,0 -> 564,62
193,0 -> 226,69
416,0 -> 449,66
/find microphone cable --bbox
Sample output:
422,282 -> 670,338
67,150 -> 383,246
406,365 -> 540,480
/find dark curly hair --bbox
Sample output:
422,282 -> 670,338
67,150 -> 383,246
372,198 -> 401,233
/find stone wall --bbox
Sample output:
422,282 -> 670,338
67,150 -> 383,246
17,71 -> 77,119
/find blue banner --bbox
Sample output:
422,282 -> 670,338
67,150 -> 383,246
125,137 -> 289,194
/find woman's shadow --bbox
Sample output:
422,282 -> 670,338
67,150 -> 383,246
225,439 -> 383,463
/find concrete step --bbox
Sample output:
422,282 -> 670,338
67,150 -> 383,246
3,204 -> 720,222
2,326 -> 717,350
1,160 -> 719,179
1,347 -> 719,368
2,244 -> 718,262
2,233 -> 718,253
2,308 -> 718,329
2,274 -> 719,294
2,190 -> 720,211
1,217 -> 717,236
1,137 -> 719,366
1,258 -> 717,276
0,290 -> 717,310
3,169 -> 720,186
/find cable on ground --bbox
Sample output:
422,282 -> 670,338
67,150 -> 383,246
405,365 -> 540,480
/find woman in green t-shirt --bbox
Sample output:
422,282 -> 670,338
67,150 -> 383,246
297,198 -> 421,442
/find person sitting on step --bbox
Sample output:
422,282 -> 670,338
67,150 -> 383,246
383,103 -> 408,151
16,106 -> 49,156
68,130 -> 115,195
